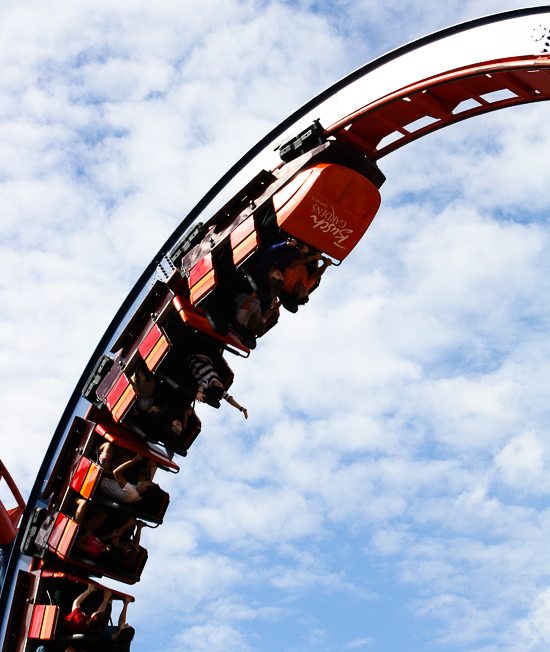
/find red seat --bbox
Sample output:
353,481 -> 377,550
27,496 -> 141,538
47,512 -> 79,561
104,373 -> 138,423
69,457 -> 102,500
139,323 -> 172,372
188,252 -> 218,305
28,604 -> 59,640
230,216 -> 260,267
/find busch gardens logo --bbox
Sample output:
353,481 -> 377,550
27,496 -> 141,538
310,198 -> 353,249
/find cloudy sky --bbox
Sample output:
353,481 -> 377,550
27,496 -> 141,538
2,1 -> 550,651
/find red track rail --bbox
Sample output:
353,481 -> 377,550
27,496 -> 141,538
328,55 -> 550,159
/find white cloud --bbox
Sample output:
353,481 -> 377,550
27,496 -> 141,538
495,431 -> 545,491
175,622 -> 250,652
517,587 -> 550,650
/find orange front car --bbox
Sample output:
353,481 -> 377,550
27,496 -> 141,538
272,163 -> 381,261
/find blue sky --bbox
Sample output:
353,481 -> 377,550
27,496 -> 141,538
2,1 -> 550,651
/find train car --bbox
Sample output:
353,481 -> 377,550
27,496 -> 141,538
169,135 -> 384,333
81,280 -> 251,453
4,570 -> 134,652
20,416 -> 178,586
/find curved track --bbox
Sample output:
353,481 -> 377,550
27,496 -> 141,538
1,6 -> 550,650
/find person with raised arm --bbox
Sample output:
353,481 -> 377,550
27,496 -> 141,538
60,584 -> 111,636
97,595 -> 136,646
256,237 -> 308,295
281,253 -> 332,306
188,352 -> 248,418
99,453 -> 155,503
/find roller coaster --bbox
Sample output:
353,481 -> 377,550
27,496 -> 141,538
1,6 -> 550,650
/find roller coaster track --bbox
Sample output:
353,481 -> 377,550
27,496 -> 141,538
1,6 -> 550,650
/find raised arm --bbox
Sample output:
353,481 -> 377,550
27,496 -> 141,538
308,257 -> 332,285
225,395 -> 248,419
262,299 -> 281,320
111,597 -> 134,642
97,590 -> 112,614
131,520 -> 145,549
113,454 -> 142,488
118,596 -> 132,627
137,459 -> 156,483
72,584 -> 96,612
100,517 -> 137,543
